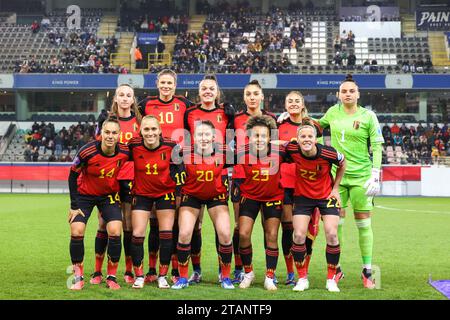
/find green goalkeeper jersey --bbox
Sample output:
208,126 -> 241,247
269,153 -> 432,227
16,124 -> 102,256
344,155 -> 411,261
319,103 -> 384,177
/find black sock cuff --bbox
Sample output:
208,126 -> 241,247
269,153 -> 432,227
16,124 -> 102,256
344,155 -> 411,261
177,242 -> 191,251
132,236 -> 145,244
159,230 -> 173,240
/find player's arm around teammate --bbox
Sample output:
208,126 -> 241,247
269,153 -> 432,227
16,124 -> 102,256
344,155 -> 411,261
128,116 -> 178,289
172,120 -> 234,290
68,118 -> 129,290
276,91 -> 317,285
236,115 -> 284,291
92,84 -> 141,285
285,121 -> 346,293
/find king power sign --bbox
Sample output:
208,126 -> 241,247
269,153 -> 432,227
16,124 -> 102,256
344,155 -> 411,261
416,6 -> 450,31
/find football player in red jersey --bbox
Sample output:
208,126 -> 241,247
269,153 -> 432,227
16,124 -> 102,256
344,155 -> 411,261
285,120 -> 346,292
231,80 -> 277,284
139,69 -> 195,284
91,84 -> 141,285
171,120 -> 234,290
183,75 -> 235,284
277,91 -> 323,285
236,115 -> 284,291
68,118 -> 129,290
127,115 -> 179,289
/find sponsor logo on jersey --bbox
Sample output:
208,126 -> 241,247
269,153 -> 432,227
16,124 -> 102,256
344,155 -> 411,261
353,120 -> 360,130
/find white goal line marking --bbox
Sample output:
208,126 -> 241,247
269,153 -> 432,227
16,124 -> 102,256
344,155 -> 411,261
375,205 -> 450,215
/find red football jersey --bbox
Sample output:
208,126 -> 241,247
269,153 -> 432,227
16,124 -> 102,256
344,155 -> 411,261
278,119 -> 302,189
71,141 -> 129,196
236,144 -> 285,202
284,142 -> 344,199
233,110 -> 277,179
128,137 -> 178,198
184,103 -> 232,145
140,95 -> 194,145
117,114 -> 140,180
180,144 -> 229,200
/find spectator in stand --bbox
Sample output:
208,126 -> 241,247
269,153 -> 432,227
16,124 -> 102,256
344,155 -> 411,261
333,35 -> 341,52
402,60 -> 410,73
32,147 -> 39,162
333,52 -> 343,67
363,59 -> 370,73
24,145 -> 32,162
347,51 -> 356,68
41,16 -> 50,30
391,122 -> 400,135
31,20 -> 40,33
370,59 -> 378,72
135,46 -> 143,69
416,59 -> 424,73
346,30 -> 355,46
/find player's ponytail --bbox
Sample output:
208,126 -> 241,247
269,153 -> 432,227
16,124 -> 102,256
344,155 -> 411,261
342,73 -> 357,85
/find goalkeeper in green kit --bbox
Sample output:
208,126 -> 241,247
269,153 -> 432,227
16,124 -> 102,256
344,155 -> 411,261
318,74 -> 384,289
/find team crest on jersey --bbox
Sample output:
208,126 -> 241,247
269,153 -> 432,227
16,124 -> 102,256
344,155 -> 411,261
174,103 -> 180,111
353,121 -> 360,130
316,164 -> 321,172
161,152 -> 166,160
215,159 -> 220,167
217,115 -> 222,122
117,160 -> 122,167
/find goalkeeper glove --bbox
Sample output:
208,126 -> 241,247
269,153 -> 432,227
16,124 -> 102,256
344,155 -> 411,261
277,111 -> 289,123
364,168 -> 381,196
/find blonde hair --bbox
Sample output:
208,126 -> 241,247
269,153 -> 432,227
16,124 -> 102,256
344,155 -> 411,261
157,69 -> 177,85
286,91 -> 308,118
111,84 -> 142,124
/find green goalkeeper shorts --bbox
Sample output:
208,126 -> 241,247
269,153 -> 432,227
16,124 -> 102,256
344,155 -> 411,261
339,174 -> 374,212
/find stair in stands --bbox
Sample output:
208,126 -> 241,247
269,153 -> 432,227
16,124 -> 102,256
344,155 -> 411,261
187,15 -> 206,33
428,32 -> 450,67
97,15 -> 118,39
111,32 -> 134,71
401,14 -> 416,34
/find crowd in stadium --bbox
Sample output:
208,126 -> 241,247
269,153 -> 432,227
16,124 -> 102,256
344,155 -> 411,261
22,121 -> 96,162
381,122 -> 450,165
119,14 -> 189,35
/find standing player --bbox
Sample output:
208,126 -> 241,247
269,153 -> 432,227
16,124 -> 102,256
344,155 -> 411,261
183,74 -> 235,284
237,115 -> 284,291
68,118 -> 129,290
284,121 -> 346,292
172,120 -> 234,290
128,115 -> 178,289
231,80 -> 277,284
277,91 -> 322,285
139,69 -> 195,284
91,84 -> 141,285
318,74 -> 384,289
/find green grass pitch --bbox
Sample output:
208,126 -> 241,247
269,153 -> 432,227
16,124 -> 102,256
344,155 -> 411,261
0,195 -> 448,300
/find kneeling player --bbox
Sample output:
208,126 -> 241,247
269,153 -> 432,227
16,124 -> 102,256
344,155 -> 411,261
172,121 -> 234,290
128,116 -> 178,289
285,120 -> 346,292
67,118 -> 129,290
237,115 -> 284,291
